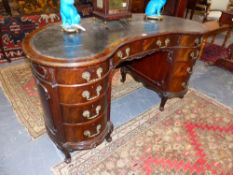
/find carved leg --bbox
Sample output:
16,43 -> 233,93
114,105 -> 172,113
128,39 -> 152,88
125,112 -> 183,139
106,133 -> 112,142
57,145 -> 71,164
159,97 -> 167,111
120,67 -> 127,83
105,122 -> 113,142
62,148 -> 71,164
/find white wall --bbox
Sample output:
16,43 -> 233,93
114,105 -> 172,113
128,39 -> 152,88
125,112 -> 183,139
210,0 -> 229,10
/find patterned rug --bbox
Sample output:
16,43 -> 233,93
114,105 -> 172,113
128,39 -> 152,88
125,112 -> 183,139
0,62 -> 142,138
0,14 -> 60,63
52,90 -> 233,175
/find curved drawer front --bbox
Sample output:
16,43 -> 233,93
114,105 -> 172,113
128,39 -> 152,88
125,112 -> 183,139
64,114 -> 107,142
166,76 -> 189,92
31,61 -> 109,85
61,95 -> 107,123
179,35 -> 202,48
166,61 -> 195,92
173,48 -> 200,62
170,61 -> 194,79
56,61 -> 110,85
111,34 -> 182,67
58,75 -> 109,104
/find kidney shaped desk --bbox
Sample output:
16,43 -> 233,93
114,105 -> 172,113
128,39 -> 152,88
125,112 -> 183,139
22,14 -> 207,163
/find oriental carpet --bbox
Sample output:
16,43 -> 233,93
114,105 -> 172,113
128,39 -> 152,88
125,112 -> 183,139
0,62 -> 142,138
52,90 -> 233,175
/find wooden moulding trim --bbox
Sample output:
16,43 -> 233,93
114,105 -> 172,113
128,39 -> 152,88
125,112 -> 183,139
22,23 -> 204,68
59,93 -> 107,107
204,21 -> 232,33
63,113 -> 106,126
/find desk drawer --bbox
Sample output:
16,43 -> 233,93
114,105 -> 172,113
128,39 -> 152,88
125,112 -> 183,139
61,95 -> 107,123
174,48 -> 200,62
170,61 -> 194,79
166,77 -> 189,92
58,75 -> 109,104
56,61 -> 110,84
31,61 -> 109,85
64,114 -> 107,142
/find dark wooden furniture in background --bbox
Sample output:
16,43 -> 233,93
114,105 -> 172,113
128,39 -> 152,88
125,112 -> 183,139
201,11 -> 233,72
185,0 -> 211,20
163,0 -> 188,17
92,0 -> 132,20
131,0 -> 187,17
131,0 -> 149,13
186,0 -> 198,19
23,14 -> 206,163
75,0 -> 93,17
219,11 -> 233,26
2,0 -> 12,15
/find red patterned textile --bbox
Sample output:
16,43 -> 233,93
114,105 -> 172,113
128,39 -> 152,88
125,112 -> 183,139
201,42 -> 233,73
227,43 -> 233,60
52,90 -> 233,175
201,43 -> 229,63
0,14 -> 60,63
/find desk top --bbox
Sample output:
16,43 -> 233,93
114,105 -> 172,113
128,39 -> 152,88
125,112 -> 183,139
23,14 -> 207,66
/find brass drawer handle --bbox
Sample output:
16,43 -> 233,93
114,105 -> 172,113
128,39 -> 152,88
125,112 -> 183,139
195,37 -> 202,46
190,51 -> 199,60
82,71 -> 91,82
117,47 -> 130,60
82,67 -> 103,83
82,105 -> 101,120
186,67 -> 192,74
84,124 -> 101,138
96,67 -> 103,79
156,38 -> 170,48
82,85 -> 102,101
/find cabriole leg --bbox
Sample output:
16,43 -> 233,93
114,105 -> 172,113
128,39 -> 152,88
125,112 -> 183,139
159,97 -> 168,111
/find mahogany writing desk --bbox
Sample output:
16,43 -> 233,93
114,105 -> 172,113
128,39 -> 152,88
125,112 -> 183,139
22,14 -> 206,163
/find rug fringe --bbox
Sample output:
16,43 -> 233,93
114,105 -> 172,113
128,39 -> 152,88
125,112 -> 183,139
0,63 -> 43,140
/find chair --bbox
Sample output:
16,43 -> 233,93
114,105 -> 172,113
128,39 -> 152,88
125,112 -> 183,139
186,0 -> 211,21
227,0 -> 233,12
200,11 -> 233,72
203,0 -> 229,22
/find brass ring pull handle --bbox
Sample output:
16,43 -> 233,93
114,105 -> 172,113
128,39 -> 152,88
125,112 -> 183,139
186,67 -> 192,74
96,67 -> 103,79
190,51 -> 199,60
156,38 -> 170,48
82,71 -> 91,82
195,37 -> 202,46
117,47 -> 130,60
82,67 -> 103,83
83,124 -> 101,138
82,85 -> 102,101
82,105 -> 102,120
